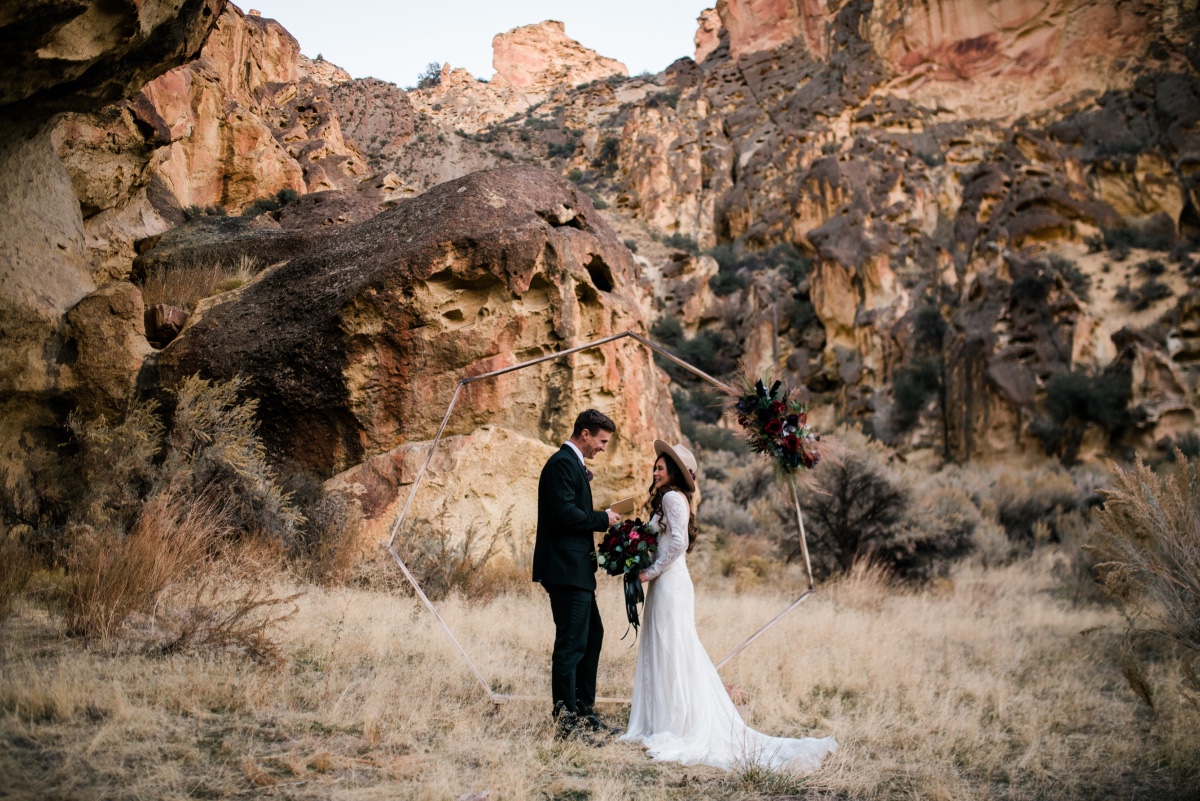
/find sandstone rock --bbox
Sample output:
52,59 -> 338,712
154,166 -> 681,536
65,282 -> 154,418
50,3 -> 373,281
300,55 -> 352,86
694,9 -> 724,63
492,21 -> 627,93
0,0 -> 222,491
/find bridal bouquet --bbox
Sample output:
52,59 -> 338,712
734,377 -> 821,474
598,518 -> 658,637
597,518 -> 658,577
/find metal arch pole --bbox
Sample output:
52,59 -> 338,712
626,332 -> 738,394
386,380 -> 465,549
713,474 -> 815,670
386,544 -> 498,702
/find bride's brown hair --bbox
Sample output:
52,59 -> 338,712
648,455 -> 698,553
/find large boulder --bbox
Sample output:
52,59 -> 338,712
153,165 -> 681,539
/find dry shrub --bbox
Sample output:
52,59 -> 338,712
63,489 -> 226,640
163,375 -> 301,545
713,534 -> 775,592
139,255 -> 260,311
153,551 -> 301,664
287,474 -> 363,585
1091,454 -> 1200,653
0,531 -> 35,627
392,504 -> 521,601
887,484 -> 979,580
65,401 -> 164,535
991,463 -> 1083,543
971,517 -> 1018,568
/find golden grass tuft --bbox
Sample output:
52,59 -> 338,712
63,489 -> 225,640
139,255 -> 260,312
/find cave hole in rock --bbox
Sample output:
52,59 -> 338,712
536,206 -> 588,231
584,254 -> 614,292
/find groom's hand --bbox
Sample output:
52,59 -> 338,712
606,508 -> 619,526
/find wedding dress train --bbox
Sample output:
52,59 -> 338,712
619,490 -> 837,772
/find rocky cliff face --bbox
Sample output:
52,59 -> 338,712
363,0 -> 1199,465
0,0 -> 224,495
50,5 -> 384,282
7,0 -> 1199,549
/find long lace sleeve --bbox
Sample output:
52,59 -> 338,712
643,491 -> 689,580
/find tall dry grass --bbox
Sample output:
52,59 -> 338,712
63,490 -> 226,640
139,255 -> 259,311
2,549 -> 1196,800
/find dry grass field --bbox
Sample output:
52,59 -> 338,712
2,548 -> 1197,801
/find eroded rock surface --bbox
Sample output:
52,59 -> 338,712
152,166 -> 680,537
0,0 -> 224,490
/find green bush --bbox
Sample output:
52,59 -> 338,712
547,141 -> 577,159
1047,255 -> 1092,300
182,204 -> 227,221
891,359 -> 940,434
709,270 -> 746,296
416,61 -> 441,90
1102,224 -> 1176,252
645,90 -> 679,110
1034,369 -> 1130,461
662,232 -> 699,254
1115,277 -> 1173,310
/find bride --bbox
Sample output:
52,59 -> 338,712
618,441 -> 838,772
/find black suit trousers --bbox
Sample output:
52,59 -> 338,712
544,583 -> 603,714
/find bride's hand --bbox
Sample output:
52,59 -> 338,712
638,572 -> 650,584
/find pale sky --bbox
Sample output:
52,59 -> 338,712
243,1 -> 714,87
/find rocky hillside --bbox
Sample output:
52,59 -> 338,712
327,0 -> 1200,466
4,0 -> 1200,535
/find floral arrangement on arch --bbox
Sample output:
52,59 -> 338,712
733,377 -> 821,474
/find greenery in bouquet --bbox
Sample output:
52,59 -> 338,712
733,377 -> 821,474
597,518 -> 658,577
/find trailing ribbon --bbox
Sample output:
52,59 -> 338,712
621,573 -> 644,642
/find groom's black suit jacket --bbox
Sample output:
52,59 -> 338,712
532,445 -> 610,591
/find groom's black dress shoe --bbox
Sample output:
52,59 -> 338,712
577,707 -> 623,737
552,708 -> 605,746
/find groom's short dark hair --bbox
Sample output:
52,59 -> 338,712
572,409 -> 615,437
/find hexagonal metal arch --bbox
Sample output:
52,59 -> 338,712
382,330 -> 816,704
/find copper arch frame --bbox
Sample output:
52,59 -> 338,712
382,330 -> 816,704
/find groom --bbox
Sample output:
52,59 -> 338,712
532,409 -> 621,741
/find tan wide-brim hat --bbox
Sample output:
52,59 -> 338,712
653,440 -> 698,492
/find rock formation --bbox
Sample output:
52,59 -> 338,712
150,166 -> 680,539
380,0 -> 1198,464
0,0 -> 225,492
50,4 -> 380,281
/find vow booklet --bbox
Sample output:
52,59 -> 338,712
609,497 -> 636,515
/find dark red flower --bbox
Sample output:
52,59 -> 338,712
765,419 -> 783,435
784,434 -> 799,450
770,400 -> 785,414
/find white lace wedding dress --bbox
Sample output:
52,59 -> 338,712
619,490 -> 837,772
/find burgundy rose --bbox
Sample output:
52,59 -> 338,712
765,418 -> 783,435
770,400 -> 785,414
784,434 -> 800,450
